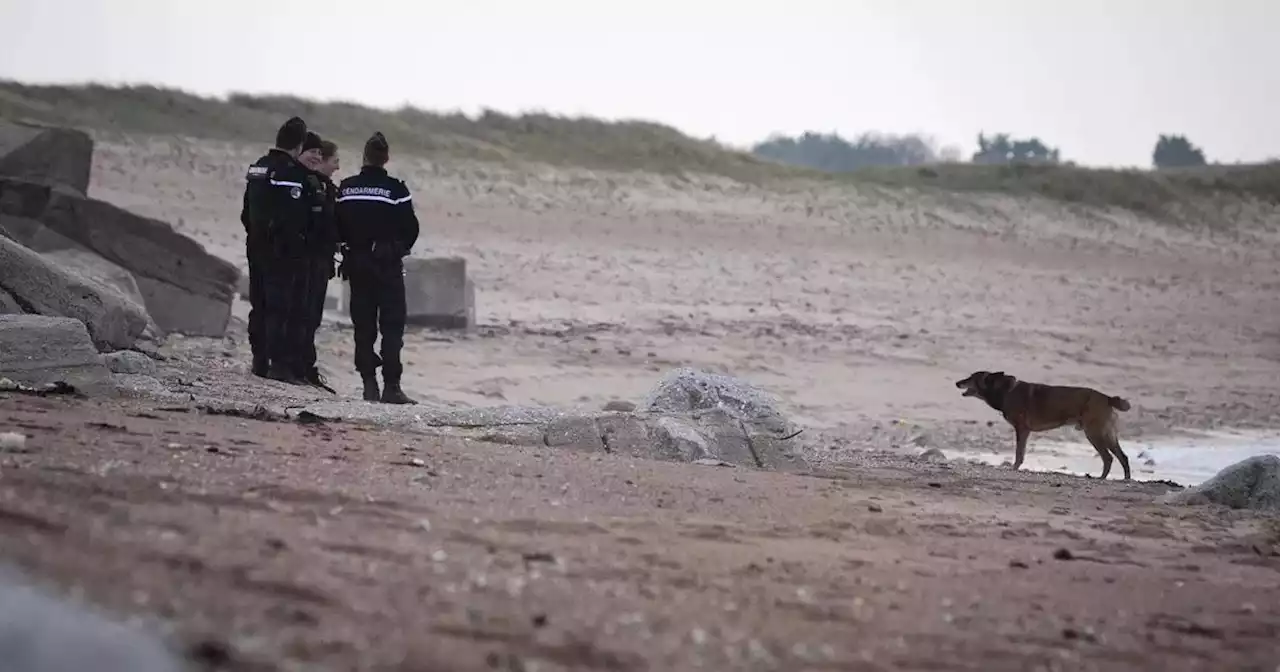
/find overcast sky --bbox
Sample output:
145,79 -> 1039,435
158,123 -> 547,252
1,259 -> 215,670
1,0 -> 1276,167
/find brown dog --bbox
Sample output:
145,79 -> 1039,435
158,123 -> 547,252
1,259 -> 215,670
955,371 -> 1133,480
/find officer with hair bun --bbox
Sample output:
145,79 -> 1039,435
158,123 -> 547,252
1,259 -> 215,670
335,131 -> 420,404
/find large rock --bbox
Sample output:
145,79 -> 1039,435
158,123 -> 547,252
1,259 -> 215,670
1166,454 -> 1280,512
341,256 -> 476,330
0,315 -> 112,392
0,235 -> 148,351
0,177 -> 238,336
0,120 -> 93,195
0,567 -> 183,672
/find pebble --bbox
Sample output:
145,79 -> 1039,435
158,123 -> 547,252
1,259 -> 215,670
0,432 -> 27,452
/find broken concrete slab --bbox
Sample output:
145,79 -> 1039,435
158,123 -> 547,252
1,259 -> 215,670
11,221 -> 162,336
544,415 -> 606,453
293,398 -> 808,470
102,350 -> 156,376
652,416 -> 714,462
104,366 -> 810,471
0,177 -> 238,336
476,425 -> 547,446
0,120 -> 93,194
0,315 -> 112,393
7,219 -> 151,309
0,234 -> 149,351
41,247 -> 161,336
596,413 -> 658,457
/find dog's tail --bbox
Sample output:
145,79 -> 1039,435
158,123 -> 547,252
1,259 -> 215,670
1108,396 -> 1131,412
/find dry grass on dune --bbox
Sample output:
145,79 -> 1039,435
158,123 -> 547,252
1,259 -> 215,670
2,79 -> 1279,219
0,80 -> 778,181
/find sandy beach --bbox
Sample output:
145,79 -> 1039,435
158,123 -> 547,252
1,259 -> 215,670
89,134 -> 1280,463
3,125 -> 1280,671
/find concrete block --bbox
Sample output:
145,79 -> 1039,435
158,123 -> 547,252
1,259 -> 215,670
0,315 -> 113,393
0,177 -> 239,337
0,120 -> 93,195
341,256 -> 475,330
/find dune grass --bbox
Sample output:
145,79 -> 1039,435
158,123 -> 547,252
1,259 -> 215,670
2,80 -> 1278,218
0,81 -> 783,181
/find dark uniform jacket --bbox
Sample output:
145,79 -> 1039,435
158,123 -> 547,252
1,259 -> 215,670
335,166 -> 420,266
303,168 -> 340,260
240,148 -> 320,259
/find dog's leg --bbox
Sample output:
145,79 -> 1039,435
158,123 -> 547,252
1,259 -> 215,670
1012,425 -> 1029,471
1106,434 -> 1132,481
1084,428 -> 1115,480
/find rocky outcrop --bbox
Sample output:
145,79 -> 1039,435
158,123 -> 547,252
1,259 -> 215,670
0,235 -> 149,351
0,120 -> 93,194
0,177 -> 238,336
0,315 -> 112,393
1166,454 -> 1280,512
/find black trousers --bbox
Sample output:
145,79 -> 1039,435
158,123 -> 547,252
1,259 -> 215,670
261,257 -> 309,375
347,260 -> 407,381
300,254 -> 333,373
246,246 -> 268,368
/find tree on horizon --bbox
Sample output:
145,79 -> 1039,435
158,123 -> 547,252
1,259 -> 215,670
751,131 -> 954,172
1152,134 -> 1208,168
971,132 -> 1062,164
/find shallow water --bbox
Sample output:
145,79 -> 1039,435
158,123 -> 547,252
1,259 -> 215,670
956,428 -> 1280,486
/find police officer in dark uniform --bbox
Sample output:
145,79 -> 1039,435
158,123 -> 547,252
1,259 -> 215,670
240,116 -> 319,384
296,132 -> 340,393
240,116 -> 309,381
335,132 -> 420,404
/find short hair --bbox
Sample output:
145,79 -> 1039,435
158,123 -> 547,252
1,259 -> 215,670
320,140 -> 338,160
275,116 -> 308,151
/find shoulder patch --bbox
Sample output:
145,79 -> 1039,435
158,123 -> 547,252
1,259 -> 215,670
246,165 -> 269,180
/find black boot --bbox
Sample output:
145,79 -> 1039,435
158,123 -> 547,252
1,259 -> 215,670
380,375 -> 416,405
251,356 -> 270,378
360,371 -> 381,402
267,363 -> 305,385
